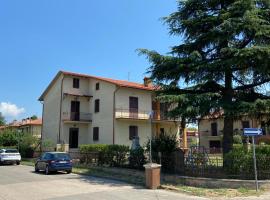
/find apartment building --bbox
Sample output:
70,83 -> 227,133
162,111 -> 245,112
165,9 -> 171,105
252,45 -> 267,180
199,114 -> 270,150
39,71 -> 180,151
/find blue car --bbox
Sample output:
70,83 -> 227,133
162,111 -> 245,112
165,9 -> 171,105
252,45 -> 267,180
35,152 -> 72,175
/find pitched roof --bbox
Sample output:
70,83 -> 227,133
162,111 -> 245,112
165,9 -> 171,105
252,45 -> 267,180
39,71 -> 157,101
20,118 -> 42,126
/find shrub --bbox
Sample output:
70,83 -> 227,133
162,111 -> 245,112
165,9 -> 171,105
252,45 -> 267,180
224,145 -> 270,179
129,147 -> 146,169
0,130 -> 17,146
233,135 -> 243,144
79,144 -> 129,167
19,133 -> 40,158
146,133 -> 179,172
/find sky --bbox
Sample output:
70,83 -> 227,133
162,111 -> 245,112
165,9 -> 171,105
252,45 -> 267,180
0,0 -> 180,123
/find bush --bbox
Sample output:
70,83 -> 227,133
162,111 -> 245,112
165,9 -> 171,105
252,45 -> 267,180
18,133 -> 40,158
147,133 -> 179,172
0,131 -> 17,146
233,135 -> 243,144
79,144 -> 129,167
129,147 -> 146,169
225,145 -> 270,179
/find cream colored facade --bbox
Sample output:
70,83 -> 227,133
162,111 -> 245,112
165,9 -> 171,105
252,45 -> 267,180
40,71 -> 180,151
199,116 -> 270,150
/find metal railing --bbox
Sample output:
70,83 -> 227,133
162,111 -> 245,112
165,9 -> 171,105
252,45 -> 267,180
62,112 -> 92,122
115,108 -> 179,121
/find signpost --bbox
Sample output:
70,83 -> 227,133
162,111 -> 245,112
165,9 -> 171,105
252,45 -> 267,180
243,128 -> 263,192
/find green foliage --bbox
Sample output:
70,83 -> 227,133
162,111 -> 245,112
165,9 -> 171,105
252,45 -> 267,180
147,133 -> 178,153
79,144 -> 129,167
0,112 -> 5,126
129,147 -> 146,169
147,133 -> 179,172
30,115 -> 38,120
18,133 -> 39,158
139,0 -> 270,155
225,145 -> 270,179
233,135 -> 243,144
0,130 -> 17,146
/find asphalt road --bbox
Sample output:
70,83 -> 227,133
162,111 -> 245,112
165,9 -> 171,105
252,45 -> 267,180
0,164 -> 208,200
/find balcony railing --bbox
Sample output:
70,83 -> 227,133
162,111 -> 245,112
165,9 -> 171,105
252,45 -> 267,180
62,112 -> 92,122
115,108 -> 179,121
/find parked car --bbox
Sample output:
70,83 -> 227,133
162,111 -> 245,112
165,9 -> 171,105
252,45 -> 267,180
0,149 -> 21,165
35,152 -> 72,175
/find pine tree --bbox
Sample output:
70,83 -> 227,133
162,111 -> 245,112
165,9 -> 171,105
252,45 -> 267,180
140,0 -> 270,156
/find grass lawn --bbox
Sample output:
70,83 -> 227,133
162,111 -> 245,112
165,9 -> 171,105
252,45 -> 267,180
162,184 -> 263,198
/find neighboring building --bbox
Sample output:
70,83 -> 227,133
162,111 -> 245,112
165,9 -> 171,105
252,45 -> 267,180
39,71 -> 180,151
0,120 -> 22,133
199,114 -> 270,151
20,118 -> 42,138
0,118 -> 42,138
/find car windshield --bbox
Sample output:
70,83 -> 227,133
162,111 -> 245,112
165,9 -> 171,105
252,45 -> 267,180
5,149 -> 18,153
52,153 -> 71,160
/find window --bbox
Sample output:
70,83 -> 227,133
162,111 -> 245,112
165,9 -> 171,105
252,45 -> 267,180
95,99 -> 100,113
129,126 -> 138,140
93,127 -> 99,141
69,128 -> 79,148
73,78 -> 80,88
129,97 -> 138,118
96,82 -> 100,90
242,121 -> 250,129
211,122 -> 218,136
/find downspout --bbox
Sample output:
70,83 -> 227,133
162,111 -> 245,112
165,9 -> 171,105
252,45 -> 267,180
58,75 -> 64,144
113,86 -> 121,144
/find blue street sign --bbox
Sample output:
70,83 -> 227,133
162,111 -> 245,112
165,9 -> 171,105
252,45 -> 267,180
243,128 -> 263,136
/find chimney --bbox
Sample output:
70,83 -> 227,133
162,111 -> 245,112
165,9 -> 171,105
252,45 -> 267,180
143,77 -> 153,87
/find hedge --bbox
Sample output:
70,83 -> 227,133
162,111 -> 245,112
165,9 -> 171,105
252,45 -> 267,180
225,145 -> 270,179
79,144 -> 129,167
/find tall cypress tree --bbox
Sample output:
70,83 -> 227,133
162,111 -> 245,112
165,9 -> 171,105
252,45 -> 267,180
140,0 -> 270,156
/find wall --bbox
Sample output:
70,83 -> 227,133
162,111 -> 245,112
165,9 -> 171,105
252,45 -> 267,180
42,74 -> 63,145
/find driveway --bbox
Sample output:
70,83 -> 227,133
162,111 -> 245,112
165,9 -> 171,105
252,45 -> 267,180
0,165 -> 207,200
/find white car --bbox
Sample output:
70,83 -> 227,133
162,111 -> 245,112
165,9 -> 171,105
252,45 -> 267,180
0,149 -> 21,165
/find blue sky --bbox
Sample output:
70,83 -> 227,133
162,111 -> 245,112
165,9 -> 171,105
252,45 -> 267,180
0,0 -> 179,122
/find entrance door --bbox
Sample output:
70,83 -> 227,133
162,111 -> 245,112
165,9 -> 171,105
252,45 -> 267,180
129,97 -> 138,118
71,101 -> 80,121
69,128 -> 79,148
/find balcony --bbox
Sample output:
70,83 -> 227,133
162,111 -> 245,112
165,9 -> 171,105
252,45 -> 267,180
115,109 -> 149,120
62,112 -> 92,123
115,108 -> 179,122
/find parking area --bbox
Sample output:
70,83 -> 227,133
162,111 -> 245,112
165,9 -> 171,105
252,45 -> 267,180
0,165 -> 207,200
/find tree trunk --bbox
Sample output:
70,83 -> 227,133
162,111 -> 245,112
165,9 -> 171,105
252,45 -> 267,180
223,70 -> 234,166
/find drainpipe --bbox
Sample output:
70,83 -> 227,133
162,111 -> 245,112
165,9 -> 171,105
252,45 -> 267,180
58,75 -> 64,144
113,86 -> 120,144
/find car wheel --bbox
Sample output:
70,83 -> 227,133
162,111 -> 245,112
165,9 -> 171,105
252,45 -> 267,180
66,170 -> 72,174
35,164 -> 39,172
45,165 -> 50,175
16,161 -> 20,165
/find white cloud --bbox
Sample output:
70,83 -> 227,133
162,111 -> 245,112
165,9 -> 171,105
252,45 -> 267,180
0,102 -> 25,117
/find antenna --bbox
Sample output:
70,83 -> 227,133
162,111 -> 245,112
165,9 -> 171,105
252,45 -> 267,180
128,72 -> 130,81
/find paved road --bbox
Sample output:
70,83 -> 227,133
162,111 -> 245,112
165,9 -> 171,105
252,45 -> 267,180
0,165 -> 208,200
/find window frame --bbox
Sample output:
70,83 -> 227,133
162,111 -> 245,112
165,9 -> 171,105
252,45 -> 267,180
73,78 -> 80,89
95,99 -> 100,113
96,82 -> 100,90
129,126 -> 138,140
93,127 -> 99,141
